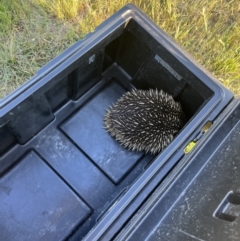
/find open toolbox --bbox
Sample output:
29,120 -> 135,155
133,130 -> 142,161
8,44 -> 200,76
0,3 -> 239,241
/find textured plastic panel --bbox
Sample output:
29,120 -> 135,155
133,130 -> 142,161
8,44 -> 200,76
115,99 -> 240,241
0,151 -> 90,241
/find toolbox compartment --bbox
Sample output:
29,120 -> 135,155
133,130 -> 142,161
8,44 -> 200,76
0,4 -> 233,241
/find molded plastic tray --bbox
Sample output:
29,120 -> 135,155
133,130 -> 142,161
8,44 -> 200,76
0,4 -> 233,241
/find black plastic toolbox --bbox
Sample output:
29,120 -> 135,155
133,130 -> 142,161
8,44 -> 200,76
0,3 -> 238,241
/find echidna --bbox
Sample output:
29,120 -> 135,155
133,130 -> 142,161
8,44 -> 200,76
104,88 -> 185,154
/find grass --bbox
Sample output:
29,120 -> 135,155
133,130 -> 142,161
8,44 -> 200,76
0,0 -> 239,98
0,0 -> 82,98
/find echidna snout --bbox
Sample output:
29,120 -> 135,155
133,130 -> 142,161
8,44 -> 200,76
104,89 -> 185,154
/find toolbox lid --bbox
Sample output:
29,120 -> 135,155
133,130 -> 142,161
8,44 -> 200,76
115,99 -> 240,241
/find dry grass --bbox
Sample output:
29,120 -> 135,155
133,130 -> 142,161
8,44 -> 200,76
0,0 -> 239,98
0,0 -> 82,98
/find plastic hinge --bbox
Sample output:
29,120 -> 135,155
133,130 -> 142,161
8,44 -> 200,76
184,121 -> 212,154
